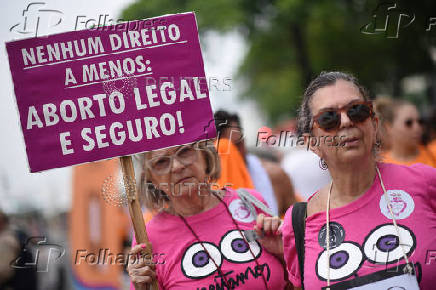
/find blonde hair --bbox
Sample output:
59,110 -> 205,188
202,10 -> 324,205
136,140 -> 221,210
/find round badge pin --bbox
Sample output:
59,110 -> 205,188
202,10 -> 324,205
318,222 -> 346,249
379,190 -> 415,220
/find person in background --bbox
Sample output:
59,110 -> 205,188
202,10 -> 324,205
381,99 -> 436,167
0,211 -> 37,290
281,140 -> 331,201
373,97 -> 394,152
214,134 -> 255,190
425,108 -> 436,156
260,156 -> 296,217
265,118 -> 331,202
214,110 -> 296,217
0,211 -> 19,289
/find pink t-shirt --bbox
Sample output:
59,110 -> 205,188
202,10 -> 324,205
282,162 -> 436,289
132,187 -> 286,289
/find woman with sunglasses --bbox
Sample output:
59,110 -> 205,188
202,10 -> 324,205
381,99 -> 436,167
127,141 -> 288,289
257,71 -> 436,289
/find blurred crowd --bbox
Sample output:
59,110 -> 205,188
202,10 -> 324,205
0,210 -> 68,290
1,97 -> 436,290
212,99 -> 436,212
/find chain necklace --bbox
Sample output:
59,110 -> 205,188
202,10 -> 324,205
178,189 -> 269,289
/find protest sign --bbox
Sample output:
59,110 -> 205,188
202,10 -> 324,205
6,12 -> 216,172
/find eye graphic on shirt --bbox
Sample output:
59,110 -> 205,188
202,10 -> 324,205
181,242 -> 222,279
363,224 -> 416,264
220,230 -> 261,263
316,242 -> 364,281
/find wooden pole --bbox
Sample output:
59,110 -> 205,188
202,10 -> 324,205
120,155 -> 159,290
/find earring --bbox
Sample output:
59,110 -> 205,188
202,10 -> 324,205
319,158 -> 328,170
146,182 -> 158,196
375,140 -> 381,148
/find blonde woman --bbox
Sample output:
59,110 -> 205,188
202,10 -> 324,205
127,141 -> 288,289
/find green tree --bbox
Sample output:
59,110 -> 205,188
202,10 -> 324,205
122,0 -> 436,123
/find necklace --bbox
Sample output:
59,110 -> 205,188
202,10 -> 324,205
165,189 -> 217,216
178,190 -> 269,289
324,165 -> 415,289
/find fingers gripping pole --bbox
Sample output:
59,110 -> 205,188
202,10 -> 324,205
120,156 -> 159,290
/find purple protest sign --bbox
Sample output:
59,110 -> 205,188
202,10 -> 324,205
6,12 -> 216,172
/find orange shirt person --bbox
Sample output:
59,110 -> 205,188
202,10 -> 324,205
215,137 -> 254,190
381,100 -> 436,167
429,139 -> 436,158
383,145 -> 436,167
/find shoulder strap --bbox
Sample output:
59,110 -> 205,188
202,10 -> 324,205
292,202 -> 307,290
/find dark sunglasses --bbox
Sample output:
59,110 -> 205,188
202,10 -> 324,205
312,101 -> 374,132
404,118 -> 424,128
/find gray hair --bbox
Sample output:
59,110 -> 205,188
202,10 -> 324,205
297,71 -> 370,136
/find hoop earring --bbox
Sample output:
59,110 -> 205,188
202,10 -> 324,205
319,158 -> 328,170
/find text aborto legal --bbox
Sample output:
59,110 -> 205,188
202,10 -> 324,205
26,77 -> 208,155
7,12 -> 216,172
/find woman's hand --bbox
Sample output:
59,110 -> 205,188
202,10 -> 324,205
127,244 -> 157,290
254,213 -> 284,257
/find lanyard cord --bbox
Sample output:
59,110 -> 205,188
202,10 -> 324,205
325,166 -> 414,288
178,190 -> 269,290
179,214 -> 231,288
326,181 -> 333,289
376,166 -> 414,275
213,191 -> 269,290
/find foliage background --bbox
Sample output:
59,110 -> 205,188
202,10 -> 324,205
122,0 -> 436,123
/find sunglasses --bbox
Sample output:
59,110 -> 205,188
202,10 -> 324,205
146,144 -> 199,175
404,118 -> 424,128
312,101 -> 374,132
